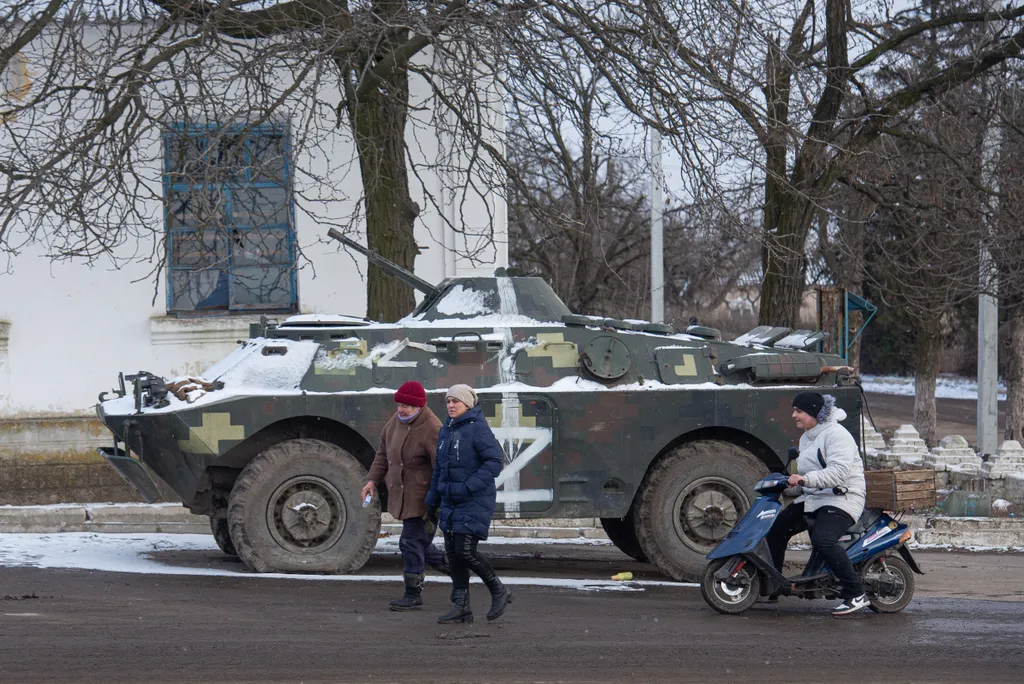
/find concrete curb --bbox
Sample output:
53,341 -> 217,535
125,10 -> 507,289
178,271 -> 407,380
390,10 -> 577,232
914,516 -> 1024,548
0,505 -> 1022,550
0,505 -> 609,538
0,504 -> 209,534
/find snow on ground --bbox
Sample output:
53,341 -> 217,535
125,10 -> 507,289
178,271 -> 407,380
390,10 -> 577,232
861,374 -> 1007,401
0,533 -> 695,591
910,543 -> 1024,552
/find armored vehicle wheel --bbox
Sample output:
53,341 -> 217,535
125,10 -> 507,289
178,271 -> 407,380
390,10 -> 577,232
227,438 -> 380,573
210,516 -> 237,557
635,440 -> 767,582
600,511 -> 647,562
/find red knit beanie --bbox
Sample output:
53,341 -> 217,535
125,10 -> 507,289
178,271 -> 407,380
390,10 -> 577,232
394,381 -> 427,408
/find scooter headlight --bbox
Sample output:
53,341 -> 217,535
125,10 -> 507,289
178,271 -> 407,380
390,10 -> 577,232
754,473 -> 789,494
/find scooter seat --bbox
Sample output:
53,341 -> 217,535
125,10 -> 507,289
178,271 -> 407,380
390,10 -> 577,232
846,508 -> 883,536
839,508 -> 887,544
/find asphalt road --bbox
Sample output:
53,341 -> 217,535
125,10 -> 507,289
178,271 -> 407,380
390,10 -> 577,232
864,391 -> 1005,448
1,544 -> 1022,683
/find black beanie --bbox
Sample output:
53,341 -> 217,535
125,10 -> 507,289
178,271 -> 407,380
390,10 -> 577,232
793,392 -> 825,418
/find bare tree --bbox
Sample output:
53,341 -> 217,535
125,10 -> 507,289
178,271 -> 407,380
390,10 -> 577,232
505,40 -> 652,317
862,195 -> 983,446
822,71 -> 992,445
993,88 -> 1024,444
11,0 -> 1024,331
812,0 -> 1024,445
508,157 -> 652,317
811,78 -> 992,445
1,1 -> 507,320
504,25 -> 761,324
530,0 -> 1024,327
661,203 -> 762,333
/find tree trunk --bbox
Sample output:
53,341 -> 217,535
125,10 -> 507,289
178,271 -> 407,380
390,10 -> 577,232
758,0 -> 850,329
342,0 -> 421,323
1004,304 -> 1024,443
759,203 -> 811,328
760,40 -> 805,331
353,79 -> 418,322
914,321 -> 942,447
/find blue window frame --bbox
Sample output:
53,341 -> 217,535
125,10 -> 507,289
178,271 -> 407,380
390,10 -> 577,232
164,123 -> 297,314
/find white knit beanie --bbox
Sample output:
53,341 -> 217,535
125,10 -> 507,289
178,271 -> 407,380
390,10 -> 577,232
445,384 -> 478,408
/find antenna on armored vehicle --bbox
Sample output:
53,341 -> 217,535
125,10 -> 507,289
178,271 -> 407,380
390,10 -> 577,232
326,228 -> 441,302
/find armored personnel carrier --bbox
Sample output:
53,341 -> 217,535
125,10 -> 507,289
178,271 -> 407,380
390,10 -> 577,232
96,229 -> 861,581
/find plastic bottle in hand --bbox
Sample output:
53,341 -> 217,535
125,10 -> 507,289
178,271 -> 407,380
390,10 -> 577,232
362,492 -> 373,508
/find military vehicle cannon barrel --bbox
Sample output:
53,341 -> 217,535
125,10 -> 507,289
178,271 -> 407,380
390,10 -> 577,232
326,228 -> 440,300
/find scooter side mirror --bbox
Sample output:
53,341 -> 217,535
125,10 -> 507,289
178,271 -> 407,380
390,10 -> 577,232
787,447 -> 799,475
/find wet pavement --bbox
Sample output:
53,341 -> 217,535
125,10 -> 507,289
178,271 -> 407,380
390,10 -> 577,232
148,539 -> 1024,601
0,541 -> 1021,683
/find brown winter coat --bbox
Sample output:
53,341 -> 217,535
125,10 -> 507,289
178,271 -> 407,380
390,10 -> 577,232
366,407 -> 443,520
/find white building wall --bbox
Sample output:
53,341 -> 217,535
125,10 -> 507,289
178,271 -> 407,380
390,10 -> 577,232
0,35 -> 506,417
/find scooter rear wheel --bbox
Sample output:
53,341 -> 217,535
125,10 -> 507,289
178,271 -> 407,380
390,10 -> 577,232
701,557 -> 761,615
863,555 -> 915,613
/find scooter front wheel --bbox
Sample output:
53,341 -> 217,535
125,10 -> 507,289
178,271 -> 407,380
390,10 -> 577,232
863,554 -> 915,613
701,557 -> 761,615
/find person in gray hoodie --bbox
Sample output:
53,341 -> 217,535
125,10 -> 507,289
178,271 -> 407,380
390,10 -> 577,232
766,391 -> 869,616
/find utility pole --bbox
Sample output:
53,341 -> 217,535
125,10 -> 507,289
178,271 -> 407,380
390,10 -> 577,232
651,129 -> 664,323
978,1 -> 1003,457
979,122 -> 1000,457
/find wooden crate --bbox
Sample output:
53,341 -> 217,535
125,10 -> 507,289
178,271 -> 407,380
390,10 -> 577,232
864,469 -> 936,511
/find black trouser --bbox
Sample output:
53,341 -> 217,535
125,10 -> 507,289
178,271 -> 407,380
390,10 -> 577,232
443,531 -> 501,593
398,517 -> 446,574
766,501 -> 864,600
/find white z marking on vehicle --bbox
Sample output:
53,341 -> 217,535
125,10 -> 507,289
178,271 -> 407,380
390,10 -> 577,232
491,426 -> 553,504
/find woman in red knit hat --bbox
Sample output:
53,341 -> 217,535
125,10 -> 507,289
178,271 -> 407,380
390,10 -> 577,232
361,381 -> 447,611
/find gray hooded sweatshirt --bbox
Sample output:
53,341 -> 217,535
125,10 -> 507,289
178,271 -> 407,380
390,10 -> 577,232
793,404 -> 866,522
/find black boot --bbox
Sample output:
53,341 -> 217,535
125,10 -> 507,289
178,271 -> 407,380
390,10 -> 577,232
389,573 -> 424,612
476,562 -> 512,621
485,580 -> 512,621
437,588 -> 473,624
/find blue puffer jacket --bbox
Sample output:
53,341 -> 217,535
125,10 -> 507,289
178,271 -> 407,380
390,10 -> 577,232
425,405 -> 504,539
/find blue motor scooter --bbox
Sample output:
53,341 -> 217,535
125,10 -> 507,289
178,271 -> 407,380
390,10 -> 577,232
700,472 -> 924,615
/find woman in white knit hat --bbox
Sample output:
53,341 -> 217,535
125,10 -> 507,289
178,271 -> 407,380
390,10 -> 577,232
425,384 -> 511,623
